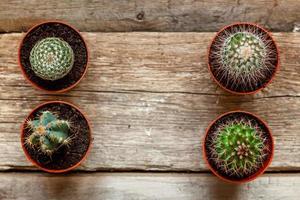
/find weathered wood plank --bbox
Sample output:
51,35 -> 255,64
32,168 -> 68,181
0,32 -> 299,171
0,94 -> 299,171
1,32 -> 300,96
0,0 -> 300,32
0,173 -> 299,200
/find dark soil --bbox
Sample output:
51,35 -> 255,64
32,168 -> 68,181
22,102 -> 91,171
19,22 -> 88,91
209,23 -> 278,93
204,112 -> 273,181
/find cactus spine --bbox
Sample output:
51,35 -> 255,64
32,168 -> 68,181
208,118 -> 269,177
30,37 -> 74,81
25,111 -> 71,155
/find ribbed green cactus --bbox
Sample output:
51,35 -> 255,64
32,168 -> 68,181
209,119 -> 269,177
25,111 -> 71,155
29,37 -> 74,81
210,24 -> 277,91
222,32 -> 265,74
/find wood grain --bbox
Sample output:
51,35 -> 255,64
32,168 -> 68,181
0,32 -> 299,171
1,32 -> 300,96
0,173 -> 299,199
0,0 -> 300,32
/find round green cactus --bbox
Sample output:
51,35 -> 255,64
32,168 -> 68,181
209,24 -> 278,92
25,111 -> 72,156
222,32 -> 266,74
29,37 -> 74,81
209,119 -> 269,177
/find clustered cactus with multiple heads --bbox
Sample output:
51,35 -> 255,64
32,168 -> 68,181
30,37 -> 74,81
207,118 -> 270,178
209,24 -> 278,92
25,111 -> 72,156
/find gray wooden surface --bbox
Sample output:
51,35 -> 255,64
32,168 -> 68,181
0,1 -> 299,199
0,33 -> 299,172
0,0 -> 300,32
0,173 -> 299,200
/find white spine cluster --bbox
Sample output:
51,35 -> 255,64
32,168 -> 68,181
209,24 -> 278,92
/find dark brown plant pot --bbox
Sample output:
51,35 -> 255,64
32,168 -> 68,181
21,101 -> 92,173
203,111 -> 274,183
18,21 -> 89,93
207,22 -> 279,95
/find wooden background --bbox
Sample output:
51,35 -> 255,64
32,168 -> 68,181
0,0 -> 299,199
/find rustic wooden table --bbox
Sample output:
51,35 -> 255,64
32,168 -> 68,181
0,0 -> 300,199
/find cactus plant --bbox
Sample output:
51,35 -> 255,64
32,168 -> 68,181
209,23 -> 278,93
206,117 -> 271,178
25,110 -> 72,156
29,37 -> 74,81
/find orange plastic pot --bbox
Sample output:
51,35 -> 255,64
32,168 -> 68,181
21,101 -> 92,173
207,22 -> 280,95
18,21 -> 89,93
202,110 -> 274,183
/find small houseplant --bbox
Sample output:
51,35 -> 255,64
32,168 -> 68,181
203,111 -> 274,183
21,101 -> 92,173
208,22 -> 279,94
18,21 -> 89,92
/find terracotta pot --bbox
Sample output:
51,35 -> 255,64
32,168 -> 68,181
18,21 -> 89,93
207,22 -> 280,95
203,110 -> 274,183
21,101 -> 92,173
